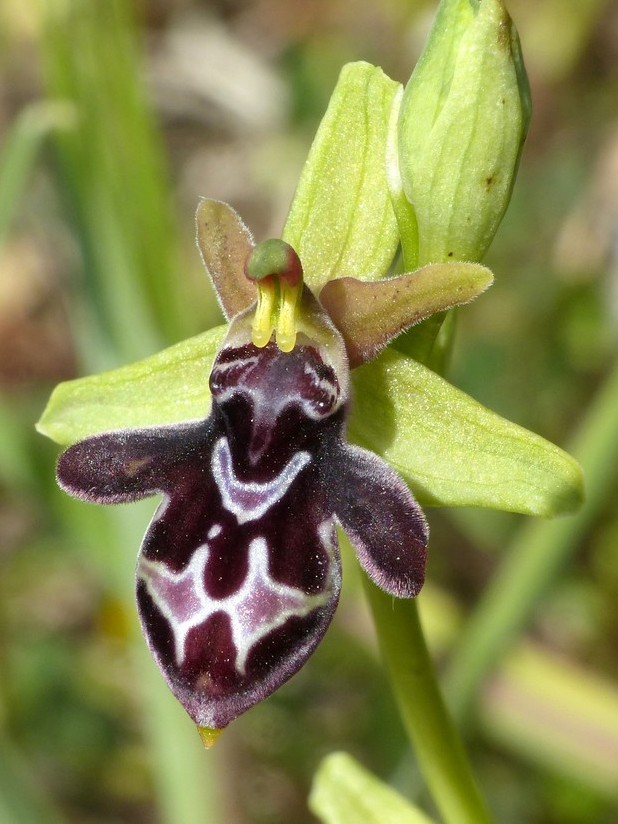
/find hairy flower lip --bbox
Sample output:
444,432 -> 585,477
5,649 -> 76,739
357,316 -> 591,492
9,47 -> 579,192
54,272 -> 428,729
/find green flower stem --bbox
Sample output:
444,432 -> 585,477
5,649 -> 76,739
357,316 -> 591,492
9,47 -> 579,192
446,357 -> 618,722
364,580 -> 492,824
365,289 -> 493,821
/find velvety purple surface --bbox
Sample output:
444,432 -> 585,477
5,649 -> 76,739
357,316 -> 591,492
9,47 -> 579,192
57,339 -> 427,728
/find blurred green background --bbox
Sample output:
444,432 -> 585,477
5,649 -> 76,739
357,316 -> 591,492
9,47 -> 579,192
2,0 -> 618,822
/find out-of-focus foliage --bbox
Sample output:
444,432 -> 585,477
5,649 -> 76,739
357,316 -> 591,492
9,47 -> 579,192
2,0 -> 618,822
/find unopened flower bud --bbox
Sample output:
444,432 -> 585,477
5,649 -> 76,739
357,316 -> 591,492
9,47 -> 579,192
398,0 -> 531,265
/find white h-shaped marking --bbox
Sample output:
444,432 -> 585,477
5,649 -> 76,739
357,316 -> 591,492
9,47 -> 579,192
138,535 -> 332,674
211,437 -> 310,524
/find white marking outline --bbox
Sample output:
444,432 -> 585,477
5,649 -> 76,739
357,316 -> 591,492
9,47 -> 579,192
208,524 -> 223,540
210,354 -> 260,404
211,347 -> 343,420
138,535 -> 334,674
211,437 -> 310,524
303,361 -> 339,412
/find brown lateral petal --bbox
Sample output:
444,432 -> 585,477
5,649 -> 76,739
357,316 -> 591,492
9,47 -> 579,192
196,199 -> 257,319
319,262 -> 493,368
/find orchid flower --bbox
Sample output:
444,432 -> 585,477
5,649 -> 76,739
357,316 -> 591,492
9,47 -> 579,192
39,55 -> 581,745
53,197 -> 497,734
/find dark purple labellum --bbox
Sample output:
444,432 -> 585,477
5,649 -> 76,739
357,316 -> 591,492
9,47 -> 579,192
56,297 -> 428,729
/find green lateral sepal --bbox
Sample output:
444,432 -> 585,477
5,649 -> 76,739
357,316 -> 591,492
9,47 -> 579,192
36,325 -> 226,445
350,349 -> 584,517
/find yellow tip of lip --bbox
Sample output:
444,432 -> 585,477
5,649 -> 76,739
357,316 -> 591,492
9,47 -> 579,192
197,726 -> 224,749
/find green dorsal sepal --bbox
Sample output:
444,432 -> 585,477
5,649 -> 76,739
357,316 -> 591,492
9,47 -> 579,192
244,239 -> 304,353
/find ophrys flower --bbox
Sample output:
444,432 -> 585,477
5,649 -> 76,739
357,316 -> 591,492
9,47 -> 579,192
55,220 -> 432,732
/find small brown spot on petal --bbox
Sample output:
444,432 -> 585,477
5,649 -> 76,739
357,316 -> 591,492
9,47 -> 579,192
126,457 -> 151,477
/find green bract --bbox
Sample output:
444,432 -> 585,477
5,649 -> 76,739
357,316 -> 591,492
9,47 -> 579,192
397,0 -> 531,264
283,62 -> 400,290
309,752 -> 436,824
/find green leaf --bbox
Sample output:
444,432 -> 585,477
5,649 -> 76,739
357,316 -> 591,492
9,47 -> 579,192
41,0 -> 185,354
350,349 -> 584,517
309,752 -> 436,824
36,326 -> 226,445
283,61 -> 401,291
0,101 -> 73,253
